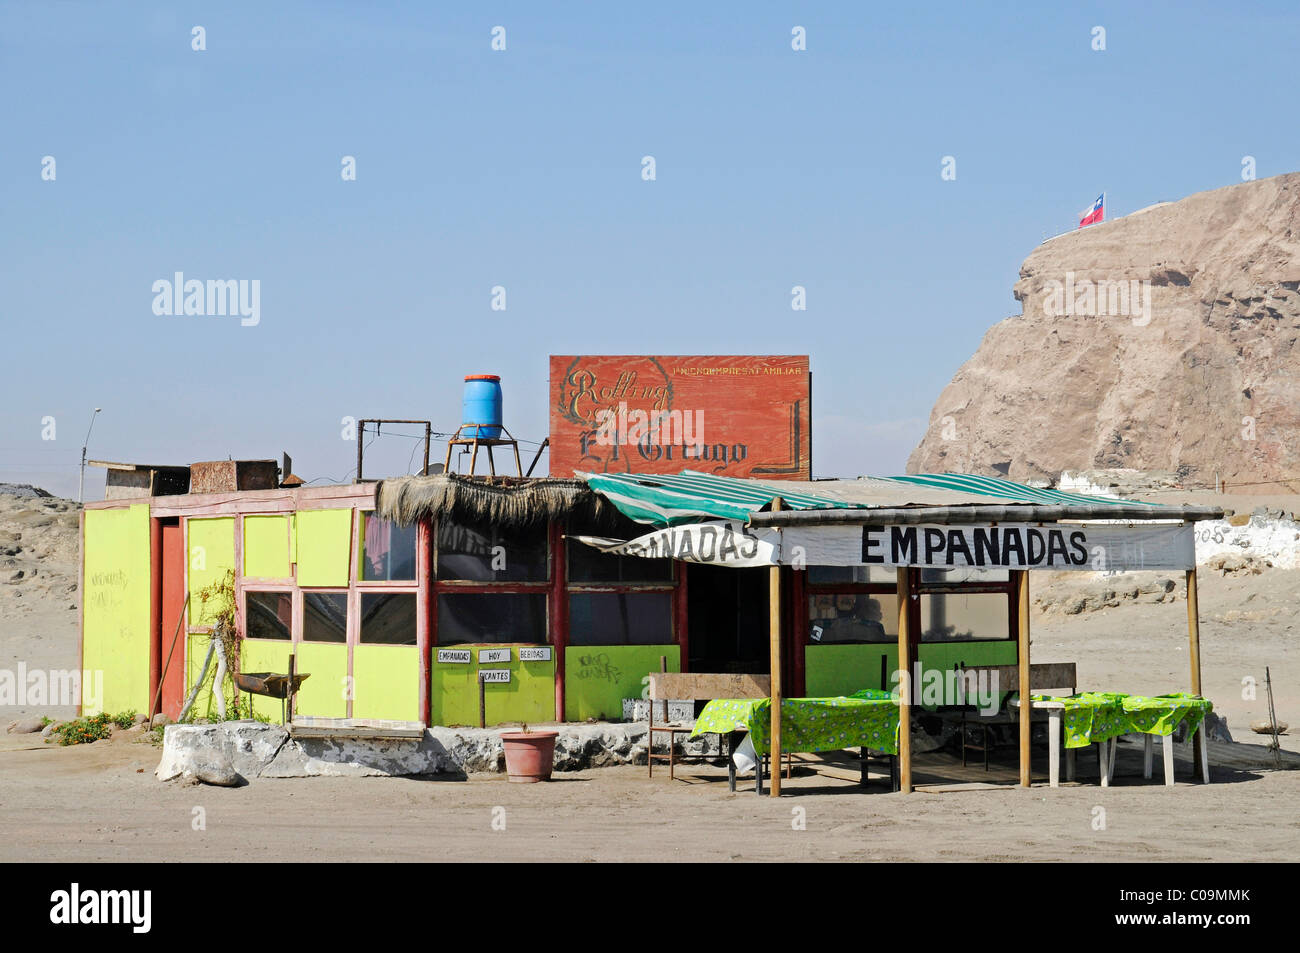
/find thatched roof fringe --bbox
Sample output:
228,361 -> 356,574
375,474 -> 612,530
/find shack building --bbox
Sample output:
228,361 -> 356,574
78,469 -> 1221,738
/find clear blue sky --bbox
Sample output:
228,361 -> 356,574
3,1 -> 1296,499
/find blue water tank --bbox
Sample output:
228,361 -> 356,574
461,375 -> 503,438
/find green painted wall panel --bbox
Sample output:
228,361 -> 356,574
82,505 -> 152,714
294,643 -> 349,718
295,509 -> 352,586
187,517 -> 236,627
432,650 -> 555,727
805,645 -> 900,698
243,515 -> 290,579
805,641 -> 1020,698
354,644 -> 420,721
564,645 -> 680,721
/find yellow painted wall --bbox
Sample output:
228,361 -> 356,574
187,517 -> 235,626
241,639 -> 293,721
183,632 -> 219,720
296,509 -> 352,586
353,644 -> 420,721
82,505 -> 152,714
295,642 -> 349,718
243,515 -> 290,579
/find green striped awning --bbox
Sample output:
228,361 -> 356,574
887,473 -> 1144,507
578,470 -> 859,526
579,469 -> 1163,528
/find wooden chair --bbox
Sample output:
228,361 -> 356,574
958,662 -> 1077,772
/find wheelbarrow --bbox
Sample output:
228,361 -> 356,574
234,671 -> 310,725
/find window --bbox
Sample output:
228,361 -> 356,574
359,513 -> 418,582
360,592 -> 418,645
808,565 -> 896,585
808,592 -> 898,644
436,593 -> 547,645
919,567 -> 1010,586
569,592 -> 673,645
246,591 -> 292,640
303,592 -> 348,643
920,592 -> 1009,641
436,521 -> 547,582
568,544 -> 673,584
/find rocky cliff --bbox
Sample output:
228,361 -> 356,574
908,173 -> 1300,492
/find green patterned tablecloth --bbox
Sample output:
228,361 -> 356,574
1120,692 -> 1212,738
691,696 -> 900,756
1028,691 -> 1213,749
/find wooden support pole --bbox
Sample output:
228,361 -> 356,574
769,498 -> 784,797
896,567 -> 912,794
1017,569 -> 1032,787
1187,567 -> 1204,778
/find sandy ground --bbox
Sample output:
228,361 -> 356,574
0,730 -> 1295,863
1,488 -> 1297,861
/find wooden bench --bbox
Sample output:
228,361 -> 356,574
646,672 -> 791,788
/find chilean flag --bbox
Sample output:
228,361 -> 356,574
1078,192 -> 1105,228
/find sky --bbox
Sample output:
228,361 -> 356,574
3,1 -> 1298,499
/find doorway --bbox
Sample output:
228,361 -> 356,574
686,564 -> 770,674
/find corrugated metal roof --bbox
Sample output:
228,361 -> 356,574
581,469 -> 1224,527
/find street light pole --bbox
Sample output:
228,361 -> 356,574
78,408 -> 102,504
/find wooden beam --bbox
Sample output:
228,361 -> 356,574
1187,567 -> 1204,778
896,567 -> 912,794
550,518 -> 568,722
769,498 -> 784,796
1017,569 -> 1032,787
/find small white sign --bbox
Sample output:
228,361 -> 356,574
518,646 -> 552,662
478,648 -> 511,664
437,650 -> 472,664
480,669 -> 511,683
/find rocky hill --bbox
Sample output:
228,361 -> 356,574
909,173 -> 1300,492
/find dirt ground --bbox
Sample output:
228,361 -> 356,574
0,728 -> 1295,862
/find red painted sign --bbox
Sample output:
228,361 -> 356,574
549,355 -> 811,480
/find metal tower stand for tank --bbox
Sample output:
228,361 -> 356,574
443,424 -> 524,477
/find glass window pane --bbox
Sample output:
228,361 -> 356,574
303,592 -> 348,643
568,592 -> 673,645
436,521 -> 547,582
436,593 -> 547,645
920,592 -> 1009,641
808,593 -> 898,644
567,541 -> 673,584
920,567 -> 1010,585
808,565 -> 895,585
359,513 -> 418,581
246,591 -> 292,641
360,592 -> 418,645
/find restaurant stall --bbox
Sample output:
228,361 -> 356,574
575,470 -> 1225,794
